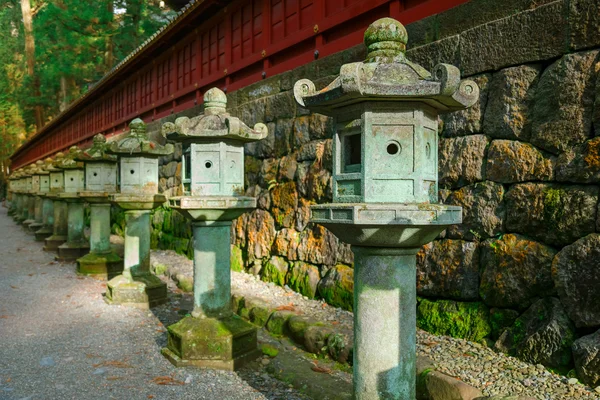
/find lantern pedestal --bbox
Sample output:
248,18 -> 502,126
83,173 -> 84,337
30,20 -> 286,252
23,193 -> 37,230
104,195 -> 167,308
11,194 -> 21,221
77,195 -> 123,279
56,195 -> 89,261
28,196 -> 44,233
44,197 -> 68,251
162,197 -> 260,370
35,197 -> 55,241
19,195 -> 32,226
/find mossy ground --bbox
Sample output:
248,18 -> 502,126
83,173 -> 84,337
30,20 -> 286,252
417,298 -> 492,342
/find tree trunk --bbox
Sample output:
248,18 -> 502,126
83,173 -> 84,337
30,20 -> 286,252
59,75 -> 68,112
20,0 -> 44,130
105,1 -> 115,70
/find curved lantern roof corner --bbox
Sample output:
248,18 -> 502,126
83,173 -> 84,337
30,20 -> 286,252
293,17 -> 479,115
109,118 -> 174,157
76,134 -> 117,163
34,160 -> 49,175
161,88 -> 269,143
48,152 -> 66,172
56,146 -> 85,170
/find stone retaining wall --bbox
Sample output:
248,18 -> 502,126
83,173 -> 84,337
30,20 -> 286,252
110,0 -> 600,386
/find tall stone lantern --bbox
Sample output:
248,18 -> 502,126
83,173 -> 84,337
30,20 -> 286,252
8,170 -> 23,220
105,118 -> 174,309
160,88 -> 268,369
21,165 -> 36,228
76,134 -> 123,279
294,18 -> 478,399
55,146 -> 89,261
44,153 -> 69,252
28,160 -> 50,233
34,158 -> 56,242
7,172 -> 19,217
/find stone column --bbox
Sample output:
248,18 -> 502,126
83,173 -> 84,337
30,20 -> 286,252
57,200 -> 89,261
23,195 -> 36,229
76,203 -> 122,279
44,200 -> 68,251
35,197 -> 54,241
28,196 -> 44,232
105,209 -> 166,308
191,221 -> 232,319
17,195 -> 30,224
353,247 -> 418,400
12,194 -> 21,221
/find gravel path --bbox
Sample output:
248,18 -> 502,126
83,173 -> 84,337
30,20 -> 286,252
153,250 -> 600,400
0,207 -> 308,400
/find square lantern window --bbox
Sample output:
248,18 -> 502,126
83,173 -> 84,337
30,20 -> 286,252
189,142 -> 243,196
119,156 -> 159,194
86,162 -> 117,192
50,171 -> 64,192
31,175 -> 40,192
26,176 -> 33,192
40,174 -> 50,193
64,169 -> 85,193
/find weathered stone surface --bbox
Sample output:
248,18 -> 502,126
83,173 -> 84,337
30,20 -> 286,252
308,114 -> 334,140
237,78 -> 280,104
237,98 -> 266,128
495,297 -> 575,369
480,234 -> 557,309
458,2 -> 568,76
266,310 -> 295,336
231,213 -> 248,249
569,0 -> 600,51
555,137 -> 600,183
439,135 -> 489,189
292,117 -> 312,150
417,299 -> 491,342
294,161 -> 311,198
271,228 -> 299,258
445,181 -> 505,241
297,140 -> 326,162
245,209 -> 276,261
424,370 -> 483,400
489,308 -> 520,341
335,243 -> 353,267
273,118 -> 293,158
261,256 -> 289,287
304,325 -> 333,354
406,35 -> 460,73
552,234 -> 600,327
572,329 -> 600,387
483,65 -> 541,141
291,225 -> 338,266
265,92 -> 295,122
294,198 -> 311,232
305,163 -> 332,202
505,183 -> 598,247
326,332 -> 353,364
270,182 -> 298,229
258,158 -> 279,188
530,50 -> 598,154
244,156 -> 262,188
231,245 -> 245,272
317,264 -> 354,311
416,239 -> 480,301
441,75 -> 490,137
277,154 -> 297,183
486,140 -> 554,183
286,261 -> 320,299
245,121 -> 276,159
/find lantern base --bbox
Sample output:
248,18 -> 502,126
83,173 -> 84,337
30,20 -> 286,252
168,196 -> 256,222
56,241 -> 90,262
22,219 -> 35,229
77,251 -> 123,280
162,315 -> 260,371
104,273 -> 167,309
44,234 -> 67,251
28,222 -> 44,233
34,226 -> 53,242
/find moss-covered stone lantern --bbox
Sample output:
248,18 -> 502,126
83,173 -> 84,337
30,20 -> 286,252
21,165 -> 36,228
44,152 -> 69,252
34,158 -> 56,242
27,160 -> 50,234
7,170 -> 19,217
105,118 -> 174,309
159,87 -> 268,370
294,17 -> 478,399
76,134 -> 122,279
9,169 -> 23,221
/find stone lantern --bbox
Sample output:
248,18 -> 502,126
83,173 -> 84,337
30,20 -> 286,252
44,153 -> 69,252
293,18 -> 478,399
27,160 -> 50,233
7,171 -> 19,217
8,170 -> 22,220
159,88 -> 268,369
105,118 -> 174,308
17,169 -> 30,224
21,165 -> 36,228
55,146 -> 89,261
76,134 -> 123,279
34,158 -> 56,242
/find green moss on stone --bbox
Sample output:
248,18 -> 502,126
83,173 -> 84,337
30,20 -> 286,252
261,344 -> 279,358
543,187 -> 566,227
176,275 -> 194,292
231,245 -> 245,272
417,298 -> 491,342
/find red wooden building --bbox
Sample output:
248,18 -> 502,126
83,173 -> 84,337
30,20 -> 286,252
10,0 -> 468,169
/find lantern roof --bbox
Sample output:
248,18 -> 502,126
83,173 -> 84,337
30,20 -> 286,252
109,118 -> 174,157
294,17 -> 479,115
76,134 -> 117,163
56,146 -> 84,170
161,88 -> 269,143
33,159 -> 49,175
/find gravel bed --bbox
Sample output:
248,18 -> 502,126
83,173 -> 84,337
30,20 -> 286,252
153,249 -> 600,400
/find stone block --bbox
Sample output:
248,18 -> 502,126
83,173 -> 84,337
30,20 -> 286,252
552,234 -> 600,327
505,183 -> 598,247
286,261 -> 320,299
445,181 -> 505,241
425,370 -> 483,400
572,329 -> 600,387
480,234 -> 557,309
483,65 -> 541,141
555,137 -> 600,183
317,264 -> 354,311
273,118 -> 294,158
265,92 -> 296,122
270,182 -> 298,229
417,239 -> 480,301
458,1 -> 568,76
261,255 -> 289,287
441,74 -> 490,137
417,298 -> 491,342
486,140 -> 554,183
245,209 -> 276,262
530,50 -> 598,154
406,35 -> 460,74
265,310 -> 296,336
569,0 -> 600,51
495,297 -> 575,369
439,134 -> 489,189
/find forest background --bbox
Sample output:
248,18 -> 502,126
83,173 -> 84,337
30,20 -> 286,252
0,0 -> 184,191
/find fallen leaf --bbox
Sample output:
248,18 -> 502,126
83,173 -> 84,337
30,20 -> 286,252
276,303 -> 295,311
151,375 -> 185,385
28,273 -> 34,277
106,376 -> 123,381
331,321 -> 339,325
76,276 -> 85,280
148,396 -> 155,399
10,285 -> 18,289
0,315 -> 14,319
311,364 -> 332,374
93,360 -> 132,368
